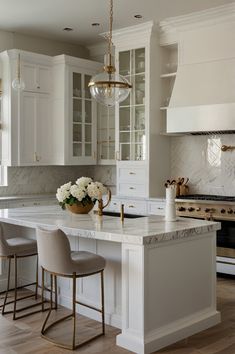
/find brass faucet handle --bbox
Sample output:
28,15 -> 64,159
120,204 -> 124,223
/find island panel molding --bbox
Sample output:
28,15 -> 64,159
0,205 -> 220,353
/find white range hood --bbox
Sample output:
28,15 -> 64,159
165,3 -> 235,135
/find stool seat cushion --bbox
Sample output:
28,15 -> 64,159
1,237 -> 37,257
71,251 -> 106,276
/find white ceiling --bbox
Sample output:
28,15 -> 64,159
0,0 -> 234,45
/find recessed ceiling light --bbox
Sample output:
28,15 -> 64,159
134,14 -> 143,19
63,27 -> 73,32
92,23 -> 100,27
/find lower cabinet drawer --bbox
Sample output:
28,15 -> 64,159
148,202 -> 165,216
122,200 -> 147,215
106,199 -> 121,212
118,182 -> 146,198
118,166 -> 146,183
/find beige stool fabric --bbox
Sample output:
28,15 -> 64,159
0,224 -> 39,320
0,225 -> 37,257
36,228 -> 106,350
36,228 -> 105,275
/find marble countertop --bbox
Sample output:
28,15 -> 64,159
0,205 -> 220,245
0,194 -> 55,201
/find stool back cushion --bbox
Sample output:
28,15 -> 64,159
37,228 -> 72,274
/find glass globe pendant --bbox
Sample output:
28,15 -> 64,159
12,53 -> 25,91
88,0 -> 131,107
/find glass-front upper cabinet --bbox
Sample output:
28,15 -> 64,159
72,71 -> 96,164
97,104 -> 115,164
118,48 -> 146,161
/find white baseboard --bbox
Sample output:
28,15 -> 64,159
117,310 -> 221,354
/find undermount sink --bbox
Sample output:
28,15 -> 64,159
102,211 -> 145,218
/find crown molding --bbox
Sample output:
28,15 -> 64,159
102,21 -> 157,48
159,3 -> 235,45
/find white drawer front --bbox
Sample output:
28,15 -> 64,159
122,200 -> 147,215
118,183 -> 146,198
118,167 -> 146,183
148,202 -> 165,216
106,199 -> 121,212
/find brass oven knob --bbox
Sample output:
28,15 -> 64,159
221,209 -> 226,214
196,207 -> 201,212
228,208 -> 233,214
205,208 -> 210,213
177,207 -> 186,212
188,207 -> 195,212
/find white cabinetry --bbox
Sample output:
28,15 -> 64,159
22,63 -> 51,94
113,22 -> 170,198
19,92 -> 53,165
52,55 -> 101,165
0,49 -> 54,166
97,105 -> 115,164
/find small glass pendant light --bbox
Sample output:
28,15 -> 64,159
88,0 -> 131,107
12,53 -> 25,91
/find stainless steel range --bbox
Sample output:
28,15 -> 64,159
176,194 -> 235,276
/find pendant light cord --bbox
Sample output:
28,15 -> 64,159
17,54 -> 21,80
108,0 -> 113,67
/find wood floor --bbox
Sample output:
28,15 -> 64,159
0,276 -> 234,354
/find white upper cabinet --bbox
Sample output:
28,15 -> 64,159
22,63 -> 51,94
113,22 -> 171,198
0,49 -> 55,166
52,55 -> 101,165
97,104 -> 115,165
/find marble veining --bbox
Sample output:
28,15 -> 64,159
171,134 -> 235,196
0,205 -> 220,245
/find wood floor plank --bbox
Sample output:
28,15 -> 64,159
0,277 -> 234,353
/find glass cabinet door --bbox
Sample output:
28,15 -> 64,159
118,48 -> 146,161
72,73 -> 82,157
97,105 -> 115,163
72,72 -> 94,160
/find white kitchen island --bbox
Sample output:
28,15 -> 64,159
0,206 -> 220,354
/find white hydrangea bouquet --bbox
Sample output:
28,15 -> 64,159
56,177 -> 108,213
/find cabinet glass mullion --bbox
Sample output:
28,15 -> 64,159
118,47 -> 146,161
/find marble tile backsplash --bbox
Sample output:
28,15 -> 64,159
0,165 -> 116,196
171,134 -> 235,196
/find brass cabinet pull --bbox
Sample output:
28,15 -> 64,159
129,187 -> 135,190
129,172 -> 135,175
128,205 -> 135,208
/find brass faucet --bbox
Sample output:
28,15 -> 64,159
120,204 -> 124,223
97,189 -> 111,216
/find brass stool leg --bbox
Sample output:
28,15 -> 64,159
54,275 -> 58,310
2,257 -> 11,315
101,270 -> 105,335
41,267 -> 45,312
35,255 -> 38,300
72,273 -> 76,350
41,274 -> 53,334
13,254 -> 17,320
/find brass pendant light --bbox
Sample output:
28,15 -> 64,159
88,0 -> 132,107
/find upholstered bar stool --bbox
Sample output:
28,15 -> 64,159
0,224 -> 41,320
36,228 -> 106,351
